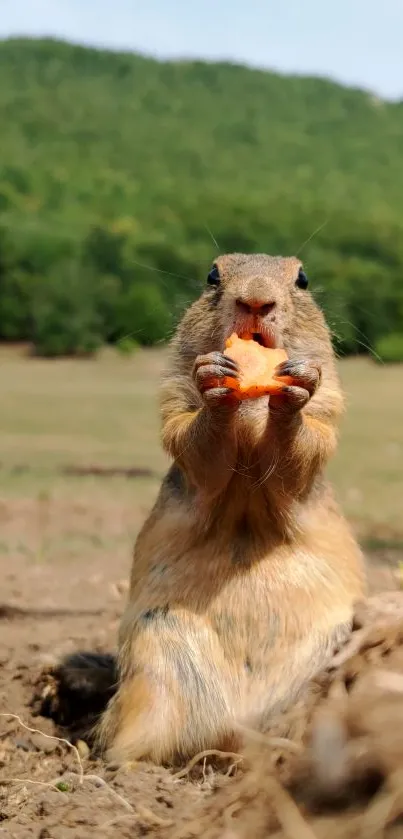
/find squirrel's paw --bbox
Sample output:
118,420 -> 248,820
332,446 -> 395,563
271,357 -> 322,414
192,351 -> 239,408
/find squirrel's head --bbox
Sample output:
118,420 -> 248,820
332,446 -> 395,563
179,253 -> 331,359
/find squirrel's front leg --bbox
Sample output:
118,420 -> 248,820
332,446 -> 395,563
162,352 -> 240,499
261,357 -> 338,495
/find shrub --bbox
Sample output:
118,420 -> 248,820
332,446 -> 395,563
375,333 -> 403,364
116,336 -> 138,355
115,283 -> 172,346
0,269 -> 34,340
32,262 -> 103,357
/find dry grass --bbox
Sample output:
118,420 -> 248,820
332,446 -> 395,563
0,346 -> 165,566
332,357 -> 403,541
0,346 -> 402,566
0,344 -> 167,476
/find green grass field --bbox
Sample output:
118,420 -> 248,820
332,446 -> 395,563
1,347 -> 402,566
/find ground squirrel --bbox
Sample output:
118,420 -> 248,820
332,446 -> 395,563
68,254 -> 367,764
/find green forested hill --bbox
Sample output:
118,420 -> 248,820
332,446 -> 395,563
0,37 -> 403,355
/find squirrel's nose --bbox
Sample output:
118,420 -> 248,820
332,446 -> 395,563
235,297 -> 276,317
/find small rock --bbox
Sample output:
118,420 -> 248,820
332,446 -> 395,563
37,652 -> 59,668
31,731 -> 59,754
76,739 -> 90,760
15,737 -> 32,751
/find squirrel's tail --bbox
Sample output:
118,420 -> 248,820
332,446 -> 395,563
37,651 -> 117,746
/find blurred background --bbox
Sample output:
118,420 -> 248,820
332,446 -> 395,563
1,0 -> 402,575
2,6 -> 403,831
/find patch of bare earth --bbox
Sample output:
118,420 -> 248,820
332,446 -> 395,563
0,495 -> 204,839
2,531 -> 403,838
2,352 -> 403,836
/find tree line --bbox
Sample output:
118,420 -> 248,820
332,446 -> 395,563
0,37 -> 402,359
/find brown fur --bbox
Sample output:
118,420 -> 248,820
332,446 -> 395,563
97,253 -> 366,764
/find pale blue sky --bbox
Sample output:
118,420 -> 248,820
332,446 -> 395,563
1,0 -> 403,100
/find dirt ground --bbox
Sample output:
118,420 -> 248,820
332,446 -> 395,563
2,350 -> 403,837
2,538 -> 403,839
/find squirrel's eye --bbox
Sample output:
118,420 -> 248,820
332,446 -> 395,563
295,268 -> 309,290
207,265 -> 220,287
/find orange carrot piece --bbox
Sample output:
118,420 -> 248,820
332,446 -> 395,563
223,333 -> 291,400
